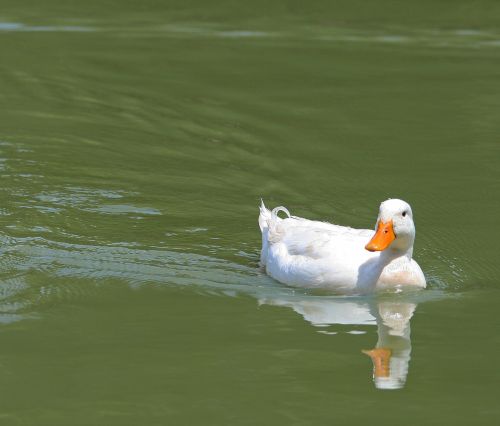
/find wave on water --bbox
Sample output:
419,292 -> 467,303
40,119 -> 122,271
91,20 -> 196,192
0,234 -> 279,320
2,19 -> 500,51
0,231 -> 450,324
0,22 -> 94,32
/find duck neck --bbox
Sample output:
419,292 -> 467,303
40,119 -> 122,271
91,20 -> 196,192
379,245 -> 413,264
386,233 -> 414,261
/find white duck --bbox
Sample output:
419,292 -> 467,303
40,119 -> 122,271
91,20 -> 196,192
258,199 -> 425,293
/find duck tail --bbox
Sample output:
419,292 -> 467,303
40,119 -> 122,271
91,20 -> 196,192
259,199 -> 291,231
267,205 -> 290,244
259,201 -> 291,266
258,199 -> 271,231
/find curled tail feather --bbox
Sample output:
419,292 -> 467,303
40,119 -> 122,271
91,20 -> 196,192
263,202 -> 291,245
271,206 -> 290,222
259,200 -> 292,267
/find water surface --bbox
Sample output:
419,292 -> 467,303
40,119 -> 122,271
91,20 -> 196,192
0,0 -> 500,424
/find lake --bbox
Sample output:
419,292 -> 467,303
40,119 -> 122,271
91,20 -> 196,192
0,0 -> 499,424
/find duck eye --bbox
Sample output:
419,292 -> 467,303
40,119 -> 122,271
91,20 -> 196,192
402,211 -> 407,217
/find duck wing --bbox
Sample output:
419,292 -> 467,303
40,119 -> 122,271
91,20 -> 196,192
270,215 -> 373,259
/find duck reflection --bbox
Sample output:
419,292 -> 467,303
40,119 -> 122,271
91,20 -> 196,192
362,301 -> 415,390
259,296 -> 416,390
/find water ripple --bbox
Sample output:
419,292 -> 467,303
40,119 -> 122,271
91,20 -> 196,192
2,19 -> 500,51
0,22 -> 94,32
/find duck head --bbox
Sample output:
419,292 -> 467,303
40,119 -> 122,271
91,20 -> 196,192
365,199 -> 415,255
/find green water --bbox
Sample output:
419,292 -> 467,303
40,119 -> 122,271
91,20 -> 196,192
0,0 -> 500,424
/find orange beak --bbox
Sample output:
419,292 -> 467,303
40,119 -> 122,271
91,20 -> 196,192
365,220 -> 396,252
